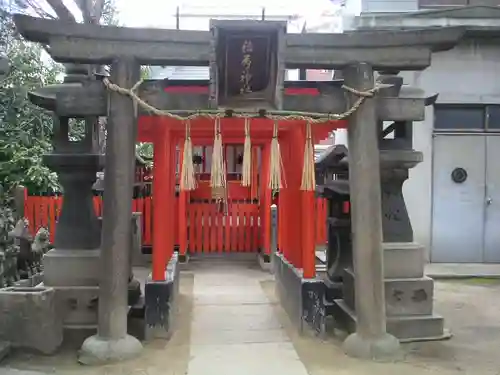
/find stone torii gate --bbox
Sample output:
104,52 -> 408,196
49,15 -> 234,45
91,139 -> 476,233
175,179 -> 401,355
13,14 -> 463,364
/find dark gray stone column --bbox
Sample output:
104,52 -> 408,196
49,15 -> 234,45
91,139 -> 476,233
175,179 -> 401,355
79,57 -> 142,364
341,62 -> 399,359
44,151 -> 101,251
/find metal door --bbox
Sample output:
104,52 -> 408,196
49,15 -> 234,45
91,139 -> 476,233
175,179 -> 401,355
484,136 -> 500,262
431,134 -> 486,262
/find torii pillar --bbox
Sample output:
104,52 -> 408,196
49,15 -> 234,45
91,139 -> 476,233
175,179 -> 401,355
79,57 -> 143,364
341,62 -> 400,359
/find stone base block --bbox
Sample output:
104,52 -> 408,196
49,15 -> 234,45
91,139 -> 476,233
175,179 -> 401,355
144,254 -> 180,340
343,268 -> 434,317
0,287 -> 62,354
0,340 -> 10,362
128,278 -> 141,306
79,334 -> 143,365
333,299 -> 449,342
128,297 -> 146,341
43,248 -> 100,287
343,331 -> 400,360
31,272 -> 44,287
51,285 -> 99,327
178,252 -> 190,264
13,279 -> 32,287
273,253 -> 326,335
13,272 -> 44,288
258,253 -> 272,272
387,314 -> 449,341
63,325 -> 97,349
324,278 -> 343,301
384,242 -> 425,278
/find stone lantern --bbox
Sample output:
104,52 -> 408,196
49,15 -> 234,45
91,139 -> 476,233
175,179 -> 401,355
30,64 -> 105,339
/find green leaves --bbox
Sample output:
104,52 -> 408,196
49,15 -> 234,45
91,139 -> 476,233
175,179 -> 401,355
0,11 -> 63,194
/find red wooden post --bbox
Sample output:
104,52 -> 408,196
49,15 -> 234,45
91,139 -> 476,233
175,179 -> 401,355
278,137 -> 290,259
260,143 -> 272,254
166,135 -> 176,261
178,140 -> 188,257
302,192 -> 316,278
152,128 -> 170,281
289,125 -> 305,269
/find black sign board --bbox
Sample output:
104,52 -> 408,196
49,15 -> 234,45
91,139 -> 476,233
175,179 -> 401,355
224,34 -> 272,100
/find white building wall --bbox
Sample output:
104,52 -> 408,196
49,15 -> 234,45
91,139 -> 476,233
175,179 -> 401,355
402,38 -> 500,258
362,0 -> 418,12
341,0 -> 418,16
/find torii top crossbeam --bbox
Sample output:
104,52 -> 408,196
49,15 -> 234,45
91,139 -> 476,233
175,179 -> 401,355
15,14 -> 463,70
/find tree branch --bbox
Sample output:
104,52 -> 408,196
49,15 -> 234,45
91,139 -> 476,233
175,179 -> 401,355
92,0 -> 106,23
45,0 -> 76,21
74,0 -> 92,22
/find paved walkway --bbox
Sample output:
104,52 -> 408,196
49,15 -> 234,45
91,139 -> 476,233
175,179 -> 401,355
186,260 -> 309,375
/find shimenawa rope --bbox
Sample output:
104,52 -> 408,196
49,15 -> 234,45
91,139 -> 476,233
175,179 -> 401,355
102,77 -> 380,193
102,78 -> 380,123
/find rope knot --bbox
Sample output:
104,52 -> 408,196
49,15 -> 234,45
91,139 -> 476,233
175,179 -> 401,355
341,84 -> 380,98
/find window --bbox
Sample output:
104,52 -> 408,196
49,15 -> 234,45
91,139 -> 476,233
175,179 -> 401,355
486,106 -> 500,130
434,106 -> 485,131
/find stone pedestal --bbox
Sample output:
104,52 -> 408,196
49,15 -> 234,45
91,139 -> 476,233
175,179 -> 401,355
144,253 -> 180,340
43,249 -> 100,327
43,152 -> 102,337
0,287 -> 62,354
273,252 -> 327,335
335,242 -> 447,341
334,149 -> 448,342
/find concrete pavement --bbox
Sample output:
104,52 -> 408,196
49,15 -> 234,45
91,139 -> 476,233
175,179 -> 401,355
186,259 -> 309,375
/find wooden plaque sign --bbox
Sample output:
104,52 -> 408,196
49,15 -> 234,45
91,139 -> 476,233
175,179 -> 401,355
211,20 -> 286,110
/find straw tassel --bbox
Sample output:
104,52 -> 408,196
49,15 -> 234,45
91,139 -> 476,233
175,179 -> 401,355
301,122 -> 316,191
268,121 -> 283,190
241,118 -> 252,187
180,120 -> 197,191
210,117 -> 225,189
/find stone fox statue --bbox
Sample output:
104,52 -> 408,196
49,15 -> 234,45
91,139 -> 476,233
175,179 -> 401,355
9,219 -> 51,278
32,226 -> 51,271
9,218 -> 32,279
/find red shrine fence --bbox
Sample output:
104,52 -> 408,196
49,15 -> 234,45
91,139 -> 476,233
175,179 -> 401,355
24,194 -> 328,253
